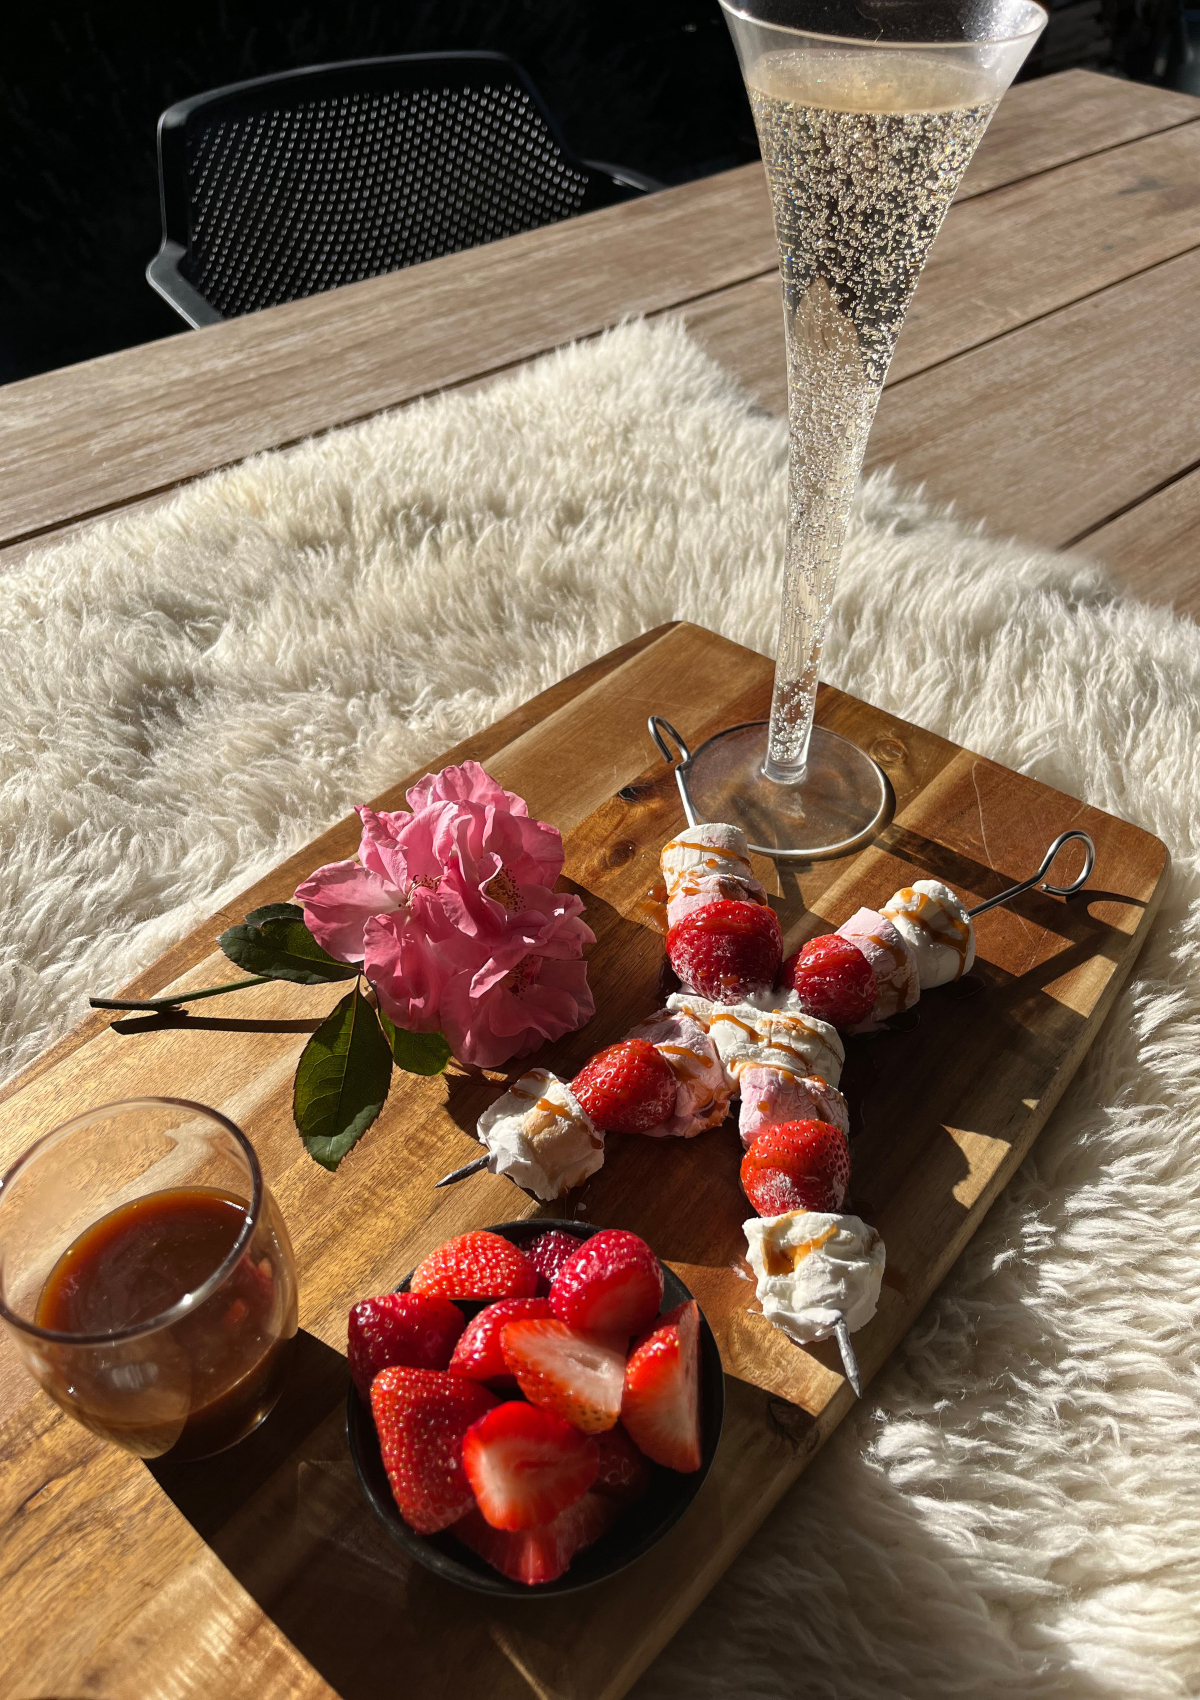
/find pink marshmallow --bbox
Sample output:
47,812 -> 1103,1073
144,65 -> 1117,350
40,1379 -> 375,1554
836,908 -> 919,1030
737,1065 -> 850,1149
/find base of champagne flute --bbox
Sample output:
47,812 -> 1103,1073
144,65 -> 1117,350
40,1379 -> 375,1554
681,721 -> 892,859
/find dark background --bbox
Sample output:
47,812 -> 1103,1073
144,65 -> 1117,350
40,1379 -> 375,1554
1,0 -> 1194,386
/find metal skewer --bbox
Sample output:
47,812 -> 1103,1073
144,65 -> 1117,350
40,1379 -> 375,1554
832,1317 -> 862,1398
967,829 -> 1095,918
435,1152 -> 491,1188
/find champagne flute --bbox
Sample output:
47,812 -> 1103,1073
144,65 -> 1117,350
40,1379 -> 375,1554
682,0 -> 1045,857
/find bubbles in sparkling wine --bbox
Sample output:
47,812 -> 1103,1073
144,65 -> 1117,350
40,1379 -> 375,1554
750,49 -> 996,770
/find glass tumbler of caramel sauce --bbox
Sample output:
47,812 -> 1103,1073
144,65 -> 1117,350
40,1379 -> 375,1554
0,1098 -> 298,1459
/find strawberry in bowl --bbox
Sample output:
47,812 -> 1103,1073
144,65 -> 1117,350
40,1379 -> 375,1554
346,1221 -> 724,1595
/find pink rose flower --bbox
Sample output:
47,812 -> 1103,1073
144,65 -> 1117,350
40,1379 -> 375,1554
293,760 -> 593,1068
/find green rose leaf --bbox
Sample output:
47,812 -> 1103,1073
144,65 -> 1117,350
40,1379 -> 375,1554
293,984 -> 394,1171
218,909 -> 357,984
379,1010 -> 453,1076
243,902 -> 305,926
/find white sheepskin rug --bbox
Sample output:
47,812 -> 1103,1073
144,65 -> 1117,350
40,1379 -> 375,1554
3,319 -> 1198,1697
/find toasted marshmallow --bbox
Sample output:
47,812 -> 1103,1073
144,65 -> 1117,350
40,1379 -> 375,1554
707,1002 -> 844,1091
660,822 -> 765,911
837,908 -> 919,1030
744,1210 -> 885,1345
737,1065 -> 850,1149
626,1007 -> 733,1137
477,1069 -> 604,1200
881,880 -> 974,989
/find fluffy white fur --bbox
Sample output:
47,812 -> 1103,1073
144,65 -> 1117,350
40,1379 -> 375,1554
3,320 -> 1198,1695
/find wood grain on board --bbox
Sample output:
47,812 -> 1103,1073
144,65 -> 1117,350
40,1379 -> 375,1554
3,72 -> 1196,556
0,623 -> 1168,1700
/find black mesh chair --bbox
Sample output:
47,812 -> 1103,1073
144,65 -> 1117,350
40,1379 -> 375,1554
147,53 -> 662,327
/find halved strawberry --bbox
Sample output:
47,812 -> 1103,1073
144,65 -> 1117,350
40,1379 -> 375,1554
593,1422 -> 653,1504
410,1231 -> 539,1301
740,1119 -> 850,1217
370,1366 -> 499,1534
550,1228 -> 664,1337
347,1291 -> 466,1400
621,1299 -> 703,1472
571,1039 -> 678,1134
463,1401 -> 599,1531
501,1318 -> 625,1434
448,1296 -> 554,1386
527,1229 -> 583,1293
453,1492 -> 620,1585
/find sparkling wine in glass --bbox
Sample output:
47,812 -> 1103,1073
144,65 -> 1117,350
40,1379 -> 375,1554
683,0 -> 1045,856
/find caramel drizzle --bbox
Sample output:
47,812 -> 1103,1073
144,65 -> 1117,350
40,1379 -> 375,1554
886,887 -> 971,973
761,1224 -> 837,1278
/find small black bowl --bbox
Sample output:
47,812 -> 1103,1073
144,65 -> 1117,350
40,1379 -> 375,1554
347,1218 -> 725,1597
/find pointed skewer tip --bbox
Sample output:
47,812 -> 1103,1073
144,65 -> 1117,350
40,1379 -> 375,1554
832,1316 -> 862,1399
434,1153 -> 491,1189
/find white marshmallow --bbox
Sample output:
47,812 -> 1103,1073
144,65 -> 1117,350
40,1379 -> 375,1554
707,1002 -> 844,1091
837,908 -> 919,1030
626,1007 -> 734,1137
737,1065 -> 850,1149
660,823 -> 764,910
666,990 -> 717,1033
477,1069 -> 604,1200
881,880 -> 975,989
744,1210 -> 885,1345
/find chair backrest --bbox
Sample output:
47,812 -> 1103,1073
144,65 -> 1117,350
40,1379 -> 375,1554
149,52 -> 651,325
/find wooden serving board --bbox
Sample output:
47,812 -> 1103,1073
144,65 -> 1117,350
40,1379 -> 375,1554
0,622 -> 1167,1700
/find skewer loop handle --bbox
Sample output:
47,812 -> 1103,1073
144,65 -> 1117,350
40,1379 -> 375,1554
967,829 -> 1095,918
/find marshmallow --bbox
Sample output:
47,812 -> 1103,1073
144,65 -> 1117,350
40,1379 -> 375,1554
660,823 -> 766,928
666,872 -> 768,930
477,1069 -> 604,1200
744,1210 -> 885,1345
881,880 -> 974,989
836,908 -> 919,1030
707,1002 -> 844,1091
737,1065 -> 850,1149
626,1007 -> 734,1137
666,991 -> 717,1033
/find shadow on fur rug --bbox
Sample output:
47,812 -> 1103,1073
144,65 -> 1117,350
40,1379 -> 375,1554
1,320 -> 1197,1695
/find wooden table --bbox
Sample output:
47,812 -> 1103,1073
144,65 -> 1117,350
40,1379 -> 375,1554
0,67 -> 1196,1700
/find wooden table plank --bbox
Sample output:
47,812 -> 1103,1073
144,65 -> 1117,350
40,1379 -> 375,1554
681,118 -> 1200,415
1081,464 -> 1200,619
864,247 -> 1200,551
955,67 -> 1200,199
2,73 -> 1194,556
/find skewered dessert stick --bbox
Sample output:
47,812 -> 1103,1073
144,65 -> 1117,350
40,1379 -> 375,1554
436,1067 -> 604,1198
744,1210 -> 884,1395
782,829 -> 1097,1031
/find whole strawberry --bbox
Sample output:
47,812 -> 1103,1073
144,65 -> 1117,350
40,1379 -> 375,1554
527,1229 -> 584,1293
666,900 -> 782,1003
410,1230 -> 539,1300
348,1291 -> 466,1400
571,1039 -> 677,1134
781,933 -> 875,1028
740,1119 -> 850,1217
550,1228 -> 664,1337
371,1366 -> 498,1533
